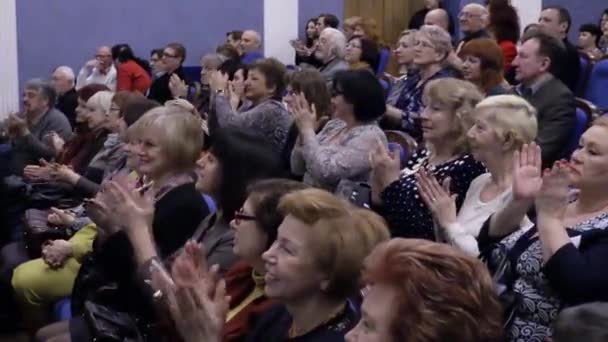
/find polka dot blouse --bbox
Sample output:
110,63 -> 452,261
380,149 -> 486,240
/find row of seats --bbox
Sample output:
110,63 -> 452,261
578,55 -> 608,109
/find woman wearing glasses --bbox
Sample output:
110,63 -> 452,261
290,69 -> 387,194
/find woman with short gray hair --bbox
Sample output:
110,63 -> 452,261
383,25 -> 456,141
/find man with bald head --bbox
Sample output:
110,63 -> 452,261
76,46 -> 116,91
240,30 -> 264,64
456,4 -> 490,53
424,8 -> 450,33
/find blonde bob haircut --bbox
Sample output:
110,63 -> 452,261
278,188 -> 390,300
128,107 -> 204,172
423,78 -> 484,154
86,90 -> 114,115
475,95 -> 538,152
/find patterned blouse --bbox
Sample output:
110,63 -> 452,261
291,119 -> 387,194
211,94 -> 292,154
391,67 -> 453,141
380,149 -> 486,240
479,210 -> 608,342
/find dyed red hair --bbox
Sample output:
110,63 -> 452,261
459,38 -> 505,94
363,238 -> 503,342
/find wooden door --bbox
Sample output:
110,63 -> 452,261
344,0 -> 426,74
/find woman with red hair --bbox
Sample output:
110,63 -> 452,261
345,238 -> 504,342
459,38 -> 510,96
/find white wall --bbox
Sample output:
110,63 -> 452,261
511,0 -> 542,34
264,0 -> 298,65
0,0 -> 19,118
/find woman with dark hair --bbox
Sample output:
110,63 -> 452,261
487,0 -> 520,74
282,69 -> 332,176
345,36 -> 380,71
294,18 -> 322,68
290,69 -> 387,194
459,38 -> 509,95
209,58 -> 291,154
111,44 -> 152,94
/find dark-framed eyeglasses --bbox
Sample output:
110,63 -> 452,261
234,208 -> 256,224
162,51 -> 178,59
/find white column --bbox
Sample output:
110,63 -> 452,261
263,0 -> 298,65
511,0 -> 542,34
0,0 -> 19,118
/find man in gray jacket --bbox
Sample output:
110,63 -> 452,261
3,79 -> 72,176
315,28 -> 349,84
512,32 -> 575,168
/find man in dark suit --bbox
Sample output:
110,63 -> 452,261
538,6 -> 581,92
512,32 -> 576,168
148,43 -> 187,105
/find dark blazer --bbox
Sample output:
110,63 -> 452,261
55,88 -> 79,128
147,66 -> 185,105
554,39 -> 581,93
518,77 -> 576,168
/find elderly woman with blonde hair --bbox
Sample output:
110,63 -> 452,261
383,25 -> 457,140
153,188 -> 390,342
371,77 -> 486,240
416,95 -> 538,256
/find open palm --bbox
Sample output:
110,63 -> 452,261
512,143 -> 543,201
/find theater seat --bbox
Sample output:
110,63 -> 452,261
584,58 -> 608,109
203,194 -> 216,214
576,54 -> 591,97
562,108 -> 589,159
52,297 -> 72,321
376,48 -> 391,75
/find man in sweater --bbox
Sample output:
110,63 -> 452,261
3,80 -> 72,176
456,4 -> 490,54
315,28 -> 349,84
538,6 -> 581,92
512,32 -> 575,167
50,66 -> 79,128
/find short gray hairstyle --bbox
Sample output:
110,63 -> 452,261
321,28 -> 347,59
201,53 -> 228,67
553,302 -> 608,342
24,79 -> 56,107
53,66 -> 76,86
417,25 -> 453,60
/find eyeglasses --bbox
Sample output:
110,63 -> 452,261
95,54 -> 112,59
346,42 -> 362,49
458,12 -> 482,19
234,208 -> 256,224
162,51 -> 178,59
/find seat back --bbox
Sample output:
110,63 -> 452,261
584,58 -> 608,108
563,107 -> 589,158
376,48 -> 391,75
384,130 -> 417,168
182,66 -> 202,84
576,54 -> 592,97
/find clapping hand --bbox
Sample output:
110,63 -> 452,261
162,241 -> 228,342
169,74 -> 188,99
289,93 -> 317,134
535,161 -> 571,220
416,170 -> 457,228
42,239 -> 73,269
209,71 -> 229,94
24,159 -> 53,181
101,176 -> 155,235
7,113 -> 28,137
369,141 -> 401,204
512,143 -> 543,201
47,207 -> 76,227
